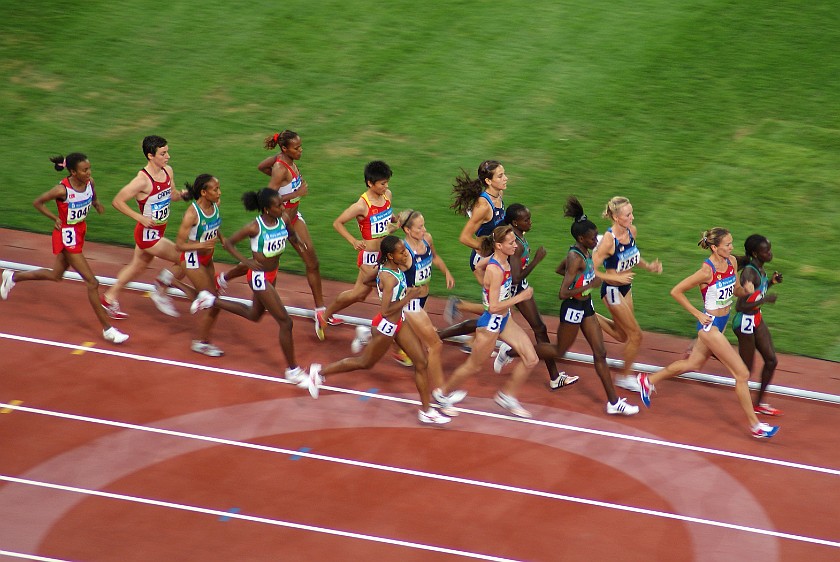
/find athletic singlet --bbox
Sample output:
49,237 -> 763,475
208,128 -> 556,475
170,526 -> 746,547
188,201 -> 221,244
482,257 -> 512,309
357,192 -> 392,240
700,257 -> 736,311
137,168 -> 172,225
744,263 -> 769,309
57,177 -> 94,226
250,215 -> 288,258
377,266 -> 407,304
603,227 -> 641,273
275,158 -> 303,208
568,247 -> 595,297
474,191 -> 505,237
404,239 -> 433,287
514,232 -> 530,269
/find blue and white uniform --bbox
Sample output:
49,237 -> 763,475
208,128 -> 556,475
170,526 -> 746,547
469,191 -> 504,270
403,239 -> 432,313
600,227 -> 641,304
476,257 -> 512,333
697,257 -> 736,333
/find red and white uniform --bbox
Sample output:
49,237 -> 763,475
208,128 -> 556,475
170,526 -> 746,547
133,168 -> 172,249
52,177 -> 94,254
276,158 -> 304,226
701,257 -> 736,311
356,192 -> 392,268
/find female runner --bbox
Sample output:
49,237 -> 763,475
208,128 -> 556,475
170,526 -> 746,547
191,188 -> 306,382
592,196 -> 662,391
217,130 -> 325,330
175,174 -> 224,356
432,225 -> 539,419
304,235 -> 449,425
637,228 -> 779,438
733,234 -> 783,416
1,153 -> 128,344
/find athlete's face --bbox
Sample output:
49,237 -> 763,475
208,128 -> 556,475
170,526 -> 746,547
496,231 -> 518,256
265,196 -> 284,219
201,178 -> 221,203
403,214 -> 426,240
149,145 -> 170,168
512,209 -> 532,232
367,178 -> 389,195
713,234 -> 734,258
485,165 -> 508,192
390,241 -> 411,268
615,203 -> 634,229
282,137 -> 302,160
754,240 -> 773,263
70,160 -> 92,184
580,228 -> 600,250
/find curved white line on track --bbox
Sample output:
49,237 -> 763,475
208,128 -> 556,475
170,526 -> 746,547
4,396 -> 838,560
2,332 -> 838,476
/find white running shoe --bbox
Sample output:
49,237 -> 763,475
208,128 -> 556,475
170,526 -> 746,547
103,326 -> 129,344
190,290 -> 216,314
432,388 -> 467,409
284,366 -> 306,384
418,408 -> 451,425
351,325 -> 372,354
493,342 -> 514,373
549,372 -> 579,390
191,340 -> 224,357
214,272 -> 229,294
606,397 -> 640,416
150,289 -> 179,317
1,269 -> 15,300
157,268 -> 175,286
494,391 -> 533,418
300,363 -> 323,399
614,374 -> 641,392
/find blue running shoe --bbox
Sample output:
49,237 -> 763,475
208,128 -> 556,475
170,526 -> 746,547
751,423 -> 780,439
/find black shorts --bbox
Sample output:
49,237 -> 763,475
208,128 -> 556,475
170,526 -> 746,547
560,297 -> 595,325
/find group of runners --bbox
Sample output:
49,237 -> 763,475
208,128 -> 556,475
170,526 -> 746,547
0,135 -> 782,438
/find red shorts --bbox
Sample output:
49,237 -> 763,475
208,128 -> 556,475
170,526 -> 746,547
357,250 -> 380,268
181,250 -> 214,269
248,269 -> 278,290
134,222 -> 167,249
282,203 -> 301,227
371,313 -> 402,337
52,223 -> 86,255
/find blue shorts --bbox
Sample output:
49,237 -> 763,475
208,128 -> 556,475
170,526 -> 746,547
477,310 -> 510,333
697,312 -> 730,333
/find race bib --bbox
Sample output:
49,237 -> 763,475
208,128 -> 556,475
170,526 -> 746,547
184,251 -> 199,270
251,271 -> 266,291
739,313 -> 755,334
61,227 -> 77,247
142,228 -> 161,242
375,316 -> 398,337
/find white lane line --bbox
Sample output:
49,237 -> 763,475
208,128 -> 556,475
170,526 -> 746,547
0,475 -> 521,562
0,551 -> 71,562
1,259 -> 834,404
3,403 -> 839,549
2,332 -> 838,475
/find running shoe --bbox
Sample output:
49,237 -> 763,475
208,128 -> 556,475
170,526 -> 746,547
150,287 -> 179,317
637,372 -> 654,407
606,397 -> 640,416
615,374 -> 641,392
444,296 -> 462,325
214,272 -> 228,294
549,372 -> 579,390
754,403 -> 783,416
393,348 -> 413,367
102,326 -> 129,344
284,366 -> 306,384
1,269 -> 15,300
101,296 -> 129,320
314,308 -> 327,341
351,325 -> 371,354
432,388 -> 467,409
191,340 -> 224,357
493,342 -> 514,373
300,363 -> 323,399
157,268 -> 175,286
418,408 -> 451,425
190,290 -> 216,314
326,315 -> 344,326
751,422 -> 780,439
494,391 -> 533,419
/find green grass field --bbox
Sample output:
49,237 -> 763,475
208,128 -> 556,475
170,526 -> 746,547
2,1 -> 839,360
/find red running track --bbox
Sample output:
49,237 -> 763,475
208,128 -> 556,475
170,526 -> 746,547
0,228 -> 838,561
